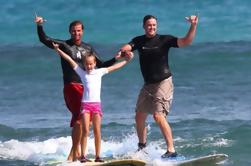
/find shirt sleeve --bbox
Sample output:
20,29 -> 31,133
128,37 -> 137,51
165,35 -> 178,48
100,68 -> 108,76
37,25 -> 64,49
73,65 -> 84,76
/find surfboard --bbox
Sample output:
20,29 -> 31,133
177,153 -> 228,166
84,159 -> 146,166
152,153 -> 228,166
46,153 -> 227,166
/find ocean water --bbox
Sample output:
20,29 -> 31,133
1,0 -> 251,166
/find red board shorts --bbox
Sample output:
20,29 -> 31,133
63,83 -> 83,127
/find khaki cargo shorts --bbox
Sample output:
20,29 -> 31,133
135,77 -> 173,116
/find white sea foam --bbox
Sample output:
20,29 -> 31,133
0,137 -> 71,164
0,131 -> 167,165
0,127 -> 231,165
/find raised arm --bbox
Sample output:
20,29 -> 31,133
95,54 -> 116,68
95,44 -> 133,68
177,15 -> 198,47
52,42 -> 78,69
107,52 -> 134,73
34,15 -> 62,49
110,44 -> 133,62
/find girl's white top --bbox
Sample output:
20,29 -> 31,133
74,66 -> 108,102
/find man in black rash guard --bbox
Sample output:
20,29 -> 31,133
35,15 -> 120,162
119,14 -> 198,158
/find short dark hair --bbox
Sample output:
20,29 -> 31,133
143,15 -> 157,26
69,20 -> 84,32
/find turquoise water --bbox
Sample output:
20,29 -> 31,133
1,1 -> 251,166
1,0 -> 251,44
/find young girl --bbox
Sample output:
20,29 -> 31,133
52,42 -> 133,162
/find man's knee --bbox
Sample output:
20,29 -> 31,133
153,112 -> 165,124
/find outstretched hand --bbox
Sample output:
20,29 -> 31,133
34,14 -> 46,25
124,51 -> 134,61
185,15 -> 198,26
115,51 -> 134,61
115,51 -> 123,60
52,42 -> 59,50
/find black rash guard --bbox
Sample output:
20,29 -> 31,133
129,34 -> 178,84
37,25 -> 116,84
